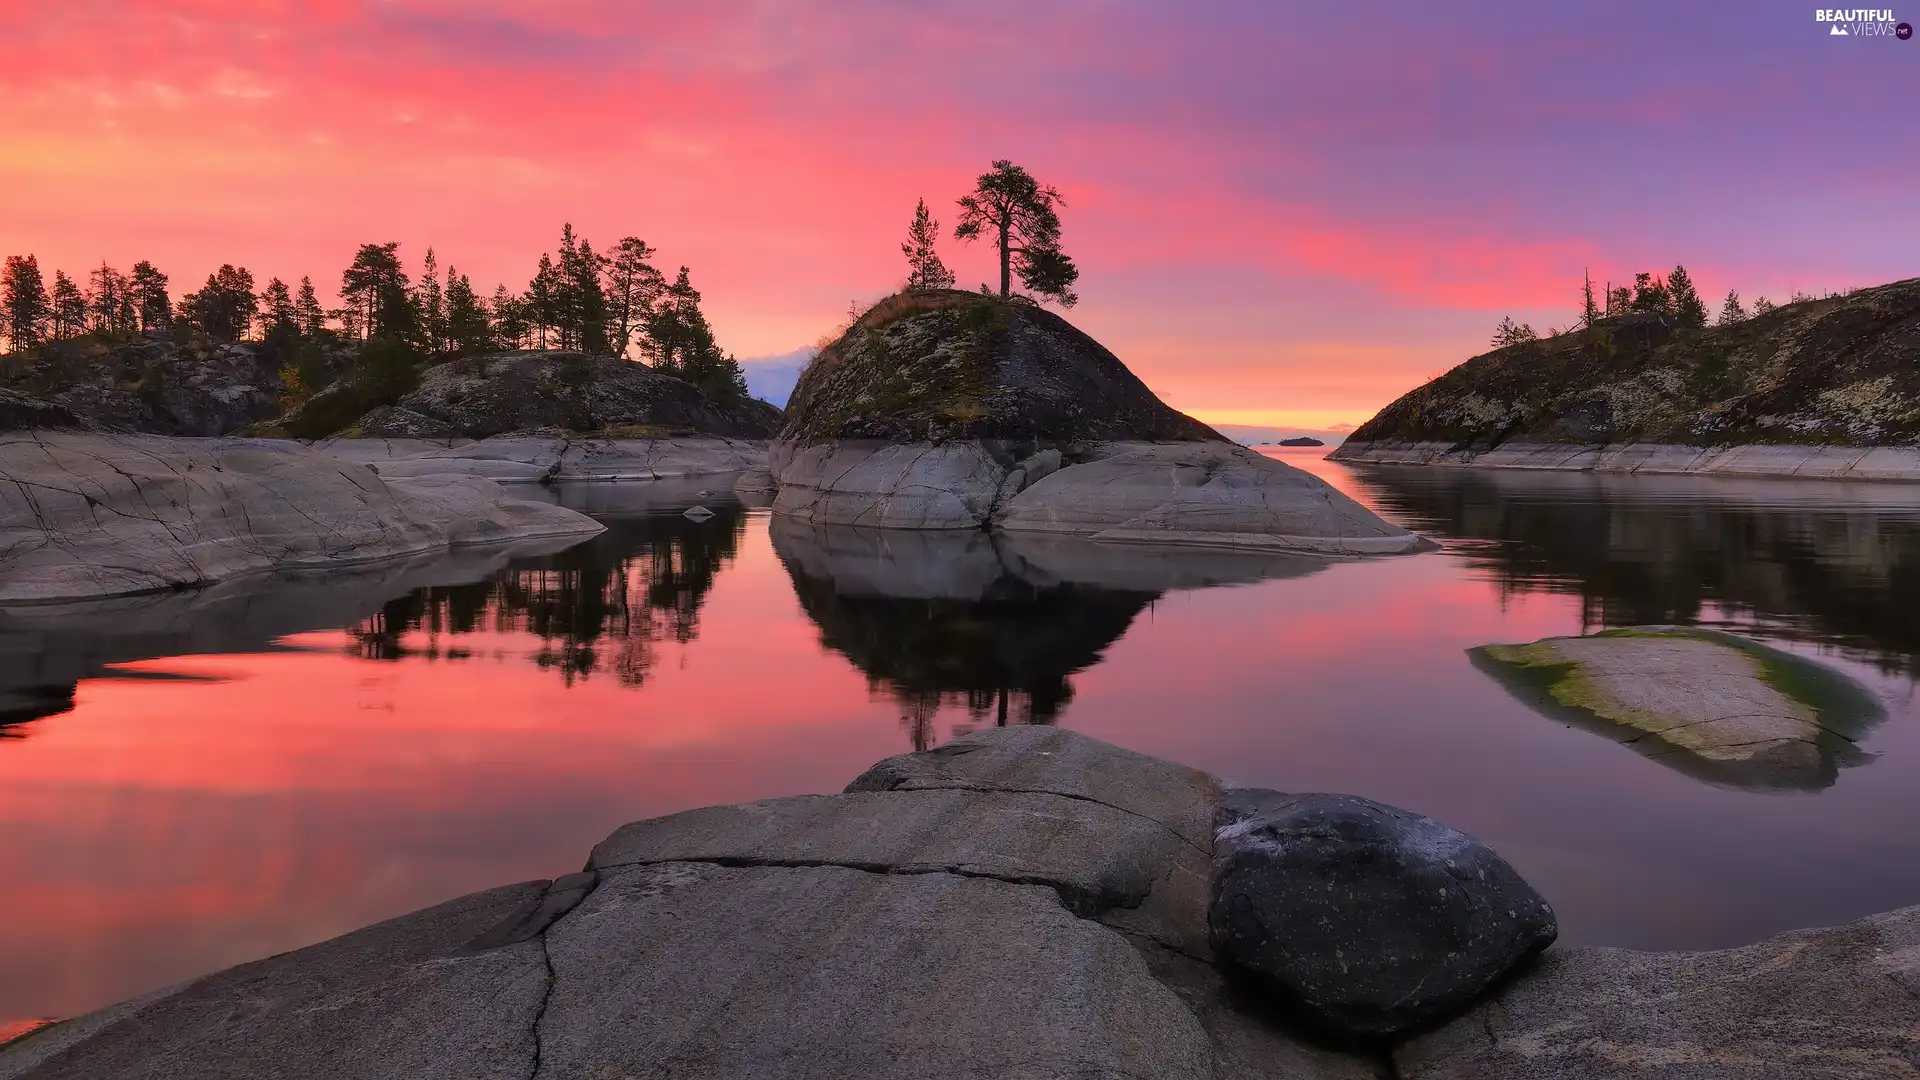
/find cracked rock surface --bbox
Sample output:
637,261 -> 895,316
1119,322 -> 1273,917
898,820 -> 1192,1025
1396,903 -> 1920,1080
0,727 -> 1379,1080
7,726 -> 1909,1079
0,431 -> 604,602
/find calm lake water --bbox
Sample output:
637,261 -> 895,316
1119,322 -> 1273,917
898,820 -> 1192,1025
4,447 -> 1920,1033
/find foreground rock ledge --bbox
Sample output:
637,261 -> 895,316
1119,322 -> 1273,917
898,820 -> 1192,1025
0,431 -> 604,603
5,727 -> 1915,1080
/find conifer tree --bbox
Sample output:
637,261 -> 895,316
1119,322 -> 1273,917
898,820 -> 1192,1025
1667,264 -> 1707,328
954,160 -> 1079,306
129,261 -> 171,333
340,242 -> 410,339
491,284 -> 529,349
444,269 -> 492,354
1580,268 -> 1599,327
50,271 -> 88,339
1606,284 -> 1632,316
182,265 -> 259,342
1751,295 -> 1776,317
261,277 -> 297,335
647,266 -> 747,399
88,263 -> 136,338
3,255 -> 51,349
295,276 -> 325,336
902,199 -> 955,291
1717,289 -> 1746,326
417,247 -> 446,353
571,237 -> 610,354
604,237 -> 664,360
1492,315 -> 1537,348
527,254 -> 560,349
1630,272 -> 1672,315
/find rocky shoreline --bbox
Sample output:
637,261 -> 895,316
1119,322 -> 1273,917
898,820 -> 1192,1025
3,725 -> 1911,1079
1332,438 -> 1920,481
0,432 -> 771,604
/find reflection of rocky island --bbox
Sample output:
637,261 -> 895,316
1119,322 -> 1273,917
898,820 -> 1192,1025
1346,464 -> 1920,672
771,519 -> 1326,747
352,502 -> 747,686
0,533 -> 590,731
1473,627 -> 1881,791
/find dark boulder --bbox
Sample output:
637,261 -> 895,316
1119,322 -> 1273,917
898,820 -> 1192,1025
1209,791 -> 1556,1039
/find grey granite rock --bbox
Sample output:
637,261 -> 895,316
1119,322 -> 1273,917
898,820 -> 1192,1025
768,439 -> 1007,528
999,441 -> 1425,555
0,431 -> 604,602
312,433 -> 768,484
1396,903 -> 1920,1080
1211,792 -> 1557,1038
0,726 -> 1383,1080
540,861 -> 1216,1080
848,723 -> 1220,851
587,787 -> 1184,917
767,438 -> 1424,554
0,882 -> 551,1080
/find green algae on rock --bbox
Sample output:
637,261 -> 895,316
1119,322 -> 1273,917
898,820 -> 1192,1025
1472,627 -> 1882,791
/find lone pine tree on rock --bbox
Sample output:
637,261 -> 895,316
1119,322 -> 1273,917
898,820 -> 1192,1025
954,160 -> 1080,307
901,199 -> 955,291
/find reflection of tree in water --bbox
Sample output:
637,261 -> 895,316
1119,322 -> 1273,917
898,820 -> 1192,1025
350,506 -> 747,687
784,570 -> 1156,750
1349,466 -> 1920,673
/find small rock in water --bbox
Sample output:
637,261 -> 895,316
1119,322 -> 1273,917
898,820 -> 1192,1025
1209,791 -> 1556,1039
683,505 -> 715,521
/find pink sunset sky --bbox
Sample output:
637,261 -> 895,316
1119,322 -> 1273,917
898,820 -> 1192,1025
2,1 -> 1914,432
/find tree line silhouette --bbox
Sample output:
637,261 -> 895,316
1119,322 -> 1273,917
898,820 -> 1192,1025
0,224 -> 749,403
1493,263 -> 1828,349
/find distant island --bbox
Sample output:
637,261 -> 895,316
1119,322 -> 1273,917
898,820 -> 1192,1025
1335,272 -> 1920,479
1277,436 -> 1325,447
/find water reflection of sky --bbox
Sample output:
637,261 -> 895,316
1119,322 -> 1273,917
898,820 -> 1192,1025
2,448 -> 1918,1034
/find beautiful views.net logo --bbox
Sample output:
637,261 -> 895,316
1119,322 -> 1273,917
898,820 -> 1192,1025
1815,8 -> 1913,36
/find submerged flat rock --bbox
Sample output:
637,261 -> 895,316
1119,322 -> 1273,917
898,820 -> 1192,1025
1473,627 -> 1881,790
0,431 -> 604,603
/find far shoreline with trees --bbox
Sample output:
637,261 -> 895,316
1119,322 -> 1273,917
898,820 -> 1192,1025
0,224 -> 753,411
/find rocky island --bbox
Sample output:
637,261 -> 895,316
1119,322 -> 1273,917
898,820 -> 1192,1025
1334,276 -> 1920,479
2,724 -> 1911,1080
764,290 -> 1422,554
